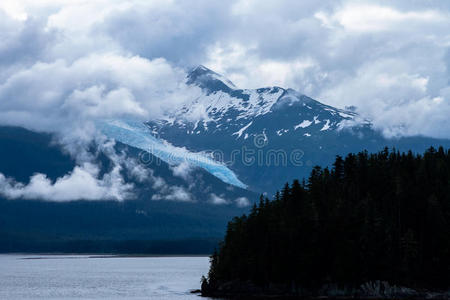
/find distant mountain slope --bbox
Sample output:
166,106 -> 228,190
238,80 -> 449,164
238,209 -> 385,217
0,126 -> 256,253
148,66 -> 450,192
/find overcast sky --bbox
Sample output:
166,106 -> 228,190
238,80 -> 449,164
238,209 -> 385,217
0,0 -> 449,139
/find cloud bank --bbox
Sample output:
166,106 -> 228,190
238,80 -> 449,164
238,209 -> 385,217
0,162 -> 132,201
1,0 -> 449,139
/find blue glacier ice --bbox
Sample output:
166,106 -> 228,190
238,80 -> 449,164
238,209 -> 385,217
96,119 -> 247,189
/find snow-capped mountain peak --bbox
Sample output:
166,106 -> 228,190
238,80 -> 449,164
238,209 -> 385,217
98,67 -> 421,193
187,65 -> 237,93
142,67 -> 375,191
153,67 -> 363,141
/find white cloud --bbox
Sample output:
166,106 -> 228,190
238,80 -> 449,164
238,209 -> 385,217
319,58 -> 450,139
0,54 -> 198,133
152,185 -> 193,202
0,54 -> 201,148
170,161 -> 195,181
330,4 -> 446,33
0,163 -> 133,201
0,1 -> 28,20
209,193 -> 228,205
235,196 -> 250,207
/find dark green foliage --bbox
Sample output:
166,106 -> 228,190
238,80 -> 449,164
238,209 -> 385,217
206,147 -> 450,290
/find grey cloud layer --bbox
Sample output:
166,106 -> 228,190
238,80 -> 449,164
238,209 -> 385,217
0,3 -> 205,201
1,0 -> 449,139
95,0 -> 450,139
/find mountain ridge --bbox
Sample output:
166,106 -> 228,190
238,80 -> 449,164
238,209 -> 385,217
146,65 -> 450,192
154,65 -> 364,140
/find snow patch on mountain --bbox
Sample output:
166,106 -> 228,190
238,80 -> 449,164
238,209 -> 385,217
233,121 -> 253,138
236,88 -> 285,120
294,120 -> 312,130
320,120 -> 331,131
276,129 -> 289,136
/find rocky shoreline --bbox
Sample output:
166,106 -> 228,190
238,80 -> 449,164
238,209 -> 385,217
201,280 -> 450,299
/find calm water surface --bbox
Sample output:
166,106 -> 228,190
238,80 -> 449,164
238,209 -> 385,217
0,255 -> 213,299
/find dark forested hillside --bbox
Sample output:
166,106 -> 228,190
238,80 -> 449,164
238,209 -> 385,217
202,147 -> 450,298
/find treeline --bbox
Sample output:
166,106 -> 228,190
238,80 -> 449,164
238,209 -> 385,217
0,234 -> 220,254
203,147 -> 450,294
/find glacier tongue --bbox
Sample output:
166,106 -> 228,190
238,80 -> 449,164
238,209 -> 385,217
96,119 -> 247,189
